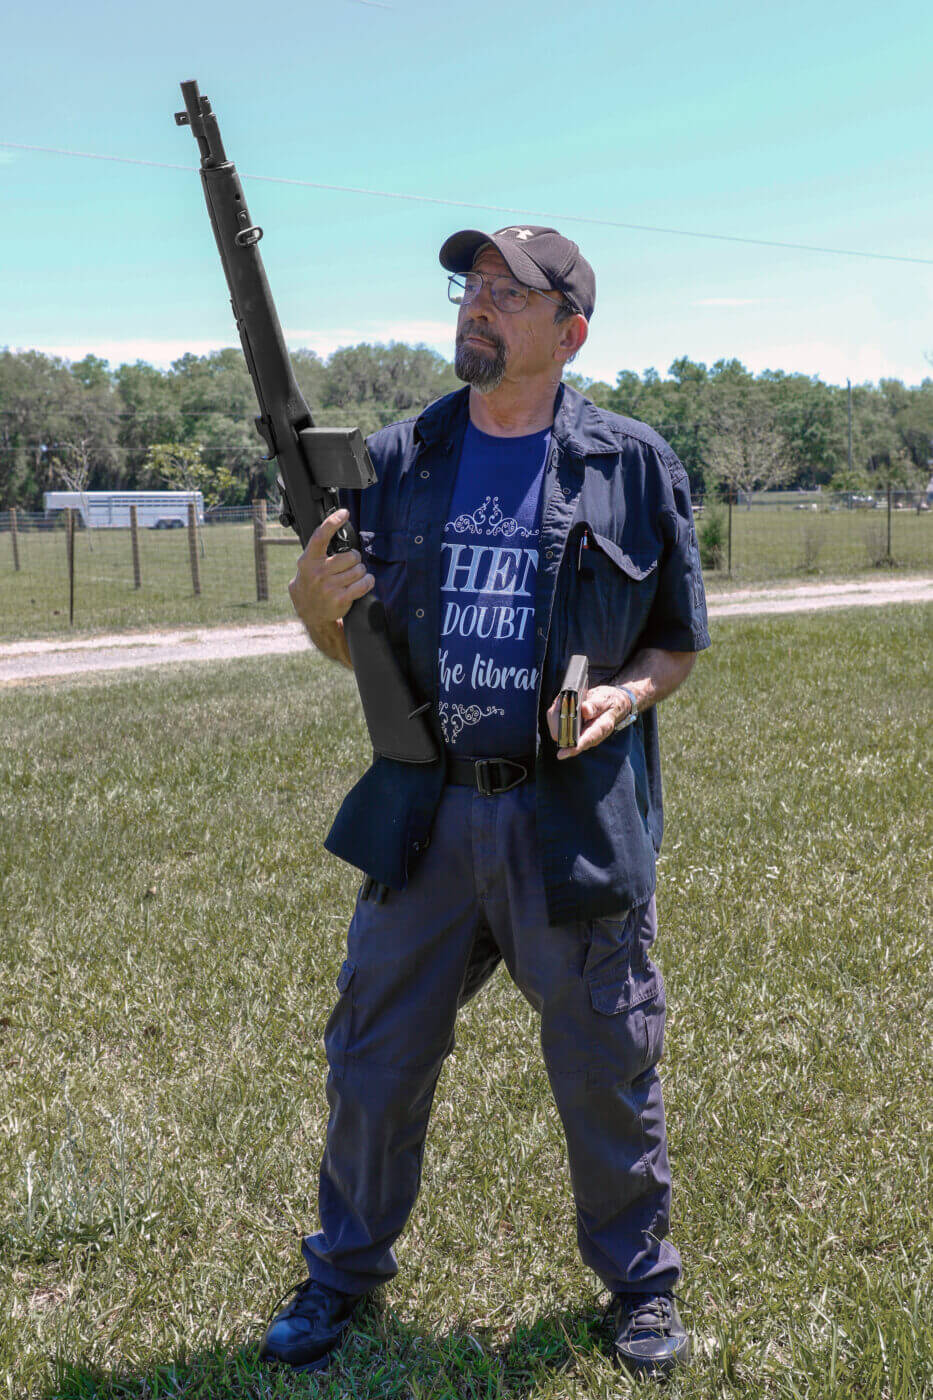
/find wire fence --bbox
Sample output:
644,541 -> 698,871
694,487 -> 932,580
1,492 -> 930,641
0,504 -> 298,640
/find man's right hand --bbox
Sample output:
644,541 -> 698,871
288,508 -> 375,630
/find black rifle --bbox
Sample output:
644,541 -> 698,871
175,79 -> 437,765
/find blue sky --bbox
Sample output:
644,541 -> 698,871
3,0 -> 931,388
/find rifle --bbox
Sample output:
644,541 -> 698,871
174,79 -> 437,765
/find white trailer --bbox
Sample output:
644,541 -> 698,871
43,491 -> 205,529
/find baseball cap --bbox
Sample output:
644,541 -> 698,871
439,225 -> 595,321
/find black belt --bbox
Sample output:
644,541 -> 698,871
445,753 -> 535,795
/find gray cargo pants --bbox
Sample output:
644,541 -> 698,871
303,778 -> 680,1296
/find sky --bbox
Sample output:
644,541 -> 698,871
3,0 -> 932,389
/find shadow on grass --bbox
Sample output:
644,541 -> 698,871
45,1297 -> 619,1398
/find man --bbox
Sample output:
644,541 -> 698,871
260,226 -> 710,1381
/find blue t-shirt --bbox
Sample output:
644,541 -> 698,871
437,420 -> 550,756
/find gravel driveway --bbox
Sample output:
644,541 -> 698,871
1,575 -> 930,687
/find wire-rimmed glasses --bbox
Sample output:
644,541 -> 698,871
447,271 -> 563,314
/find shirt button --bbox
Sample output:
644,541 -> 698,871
414,535 -> 423,544
416,608 -> 425,618
537,627 -> 544,637
420,470 -> 430,479
546,549 -> 554,559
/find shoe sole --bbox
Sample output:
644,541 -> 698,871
613,1337 -> 692,1379
259,1350 -> 333,1375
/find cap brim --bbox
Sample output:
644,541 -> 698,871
439,229 -> 552,291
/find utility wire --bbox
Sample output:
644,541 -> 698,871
2,139 -> 931,268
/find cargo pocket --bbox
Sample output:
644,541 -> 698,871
583,910 -> 666,1081
571,526 -> 660,670
323,959 -> 356,1075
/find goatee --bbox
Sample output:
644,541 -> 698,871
454,324 -> 507,393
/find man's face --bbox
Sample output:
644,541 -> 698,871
454,247 -> 567,393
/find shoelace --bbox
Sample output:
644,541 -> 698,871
602,1291 -> 682,1335
264,1277 -> 322,1330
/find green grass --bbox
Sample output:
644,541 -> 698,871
0,523 -> 299,640
1,606 -> 931,1398
719,504 -> 931,582
1,513 -> 930,641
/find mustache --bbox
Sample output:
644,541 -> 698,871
455,320 -> 505,352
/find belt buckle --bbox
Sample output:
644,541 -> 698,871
475,759 -> 495,796
475,758 -> 527,796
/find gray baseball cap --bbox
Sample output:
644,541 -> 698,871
439,225 -> 595,320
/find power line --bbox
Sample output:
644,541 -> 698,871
3,139 -> 931,268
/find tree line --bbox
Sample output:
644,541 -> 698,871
1,344 -> 931,512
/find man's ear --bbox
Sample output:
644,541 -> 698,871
556,314 -> 588,364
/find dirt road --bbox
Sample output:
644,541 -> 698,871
1,575 -> 930,687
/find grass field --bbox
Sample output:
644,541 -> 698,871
1,512 -> 930,641
1,606 -> 931,1398
0,523 -> 299,641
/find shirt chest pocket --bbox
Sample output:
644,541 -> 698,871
569,527 -> 660,671
359,530 -> 409,650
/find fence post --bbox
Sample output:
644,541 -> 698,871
727,495 -> 733,575
66,507 -> 76,626
886,483 -> 892,561
129,503 -> 142,589
253,500 -> 269,601
10,507 -> 20,571
187,500 -> 201,596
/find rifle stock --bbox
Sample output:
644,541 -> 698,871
175,80 -> 437,765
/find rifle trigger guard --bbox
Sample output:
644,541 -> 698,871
235,225 -> 263,247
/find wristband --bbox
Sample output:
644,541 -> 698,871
613,684 -> 639,731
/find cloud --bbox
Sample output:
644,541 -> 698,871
733,340 -> 929,386
286,318 -> 455,357
573,334 -> 931,390
16,338 -> 236,368
17,320 -> 457,370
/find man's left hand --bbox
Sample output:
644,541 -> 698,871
546,685 -> 632,760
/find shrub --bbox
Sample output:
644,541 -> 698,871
699,502 -> 727,570
800,521 -> 825,572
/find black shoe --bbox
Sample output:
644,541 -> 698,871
259,1277 -> 364,1373
609,1291 -> 691,1378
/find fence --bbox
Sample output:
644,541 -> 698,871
1,492 -> 931,641
692,488 -> 931,582
0,504 -> 300,640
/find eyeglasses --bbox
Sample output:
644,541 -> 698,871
447,271 -> 564,314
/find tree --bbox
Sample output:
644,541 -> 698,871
574,378 -> 613,408
706,363 -> 795,498
321,343 -> 458,427
114,361 -> 182,484
144,442 -> 237,507
760,370 -> 842,486
0,350 -> 75,508
49,360 -> 119,505
877,378 -> 933,485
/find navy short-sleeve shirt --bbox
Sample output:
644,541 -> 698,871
325,383 -> 710,925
